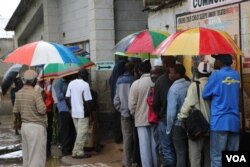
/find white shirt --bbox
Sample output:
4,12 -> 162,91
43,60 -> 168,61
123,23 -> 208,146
66,79 -> 92,118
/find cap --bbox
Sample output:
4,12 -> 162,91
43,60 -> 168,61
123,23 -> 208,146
197,62 -> 212,74
212,54 -> 233,66
23,69 -> 38,81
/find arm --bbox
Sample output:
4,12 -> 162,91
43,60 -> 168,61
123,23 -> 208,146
35,91 -> 46,115
202,73 -> 217,100
152,80 -> 161,113
113,84 -> 121,111
128,82 -> 138,116
178,83 -> 196,120
166,89 -> 177,135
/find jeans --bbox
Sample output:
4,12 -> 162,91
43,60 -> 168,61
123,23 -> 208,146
159,121 -> 176,167
172,125 -> 188,167
210,131 -> 239,167
137,126 -> 158,167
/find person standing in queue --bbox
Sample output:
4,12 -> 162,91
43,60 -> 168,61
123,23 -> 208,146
13,69 -> 47,167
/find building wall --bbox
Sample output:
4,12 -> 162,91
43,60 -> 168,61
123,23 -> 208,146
0,38 -> 14,77
26,23 -> 44,43
58,0 -> 89,44
114,0 -> 148,42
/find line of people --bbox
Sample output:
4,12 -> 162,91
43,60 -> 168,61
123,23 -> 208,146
112,54 -> 240,167
12,68 -> 100,167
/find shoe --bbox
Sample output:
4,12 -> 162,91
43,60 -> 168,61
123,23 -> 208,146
72,154 -> 91,159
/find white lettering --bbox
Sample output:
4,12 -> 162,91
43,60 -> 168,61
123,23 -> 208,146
226,155 -> 247,162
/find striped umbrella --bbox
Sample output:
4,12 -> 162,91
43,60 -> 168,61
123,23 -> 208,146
3,41 -> 80,66
153,27 -> 243,56
40,56 -> 95,79
113,29 -> 169,56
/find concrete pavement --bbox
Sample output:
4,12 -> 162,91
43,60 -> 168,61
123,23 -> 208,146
0,114 -> 123,167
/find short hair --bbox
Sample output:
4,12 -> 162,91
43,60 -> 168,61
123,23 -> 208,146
138,59 -> 151,73
125,62 -> 135,74
173,64 -> 186,77
78,69 -> 89,81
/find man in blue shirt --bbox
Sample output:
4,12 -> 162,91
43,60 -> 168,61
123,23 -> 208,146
166,64 -> 190,167
202,54 -> 240,167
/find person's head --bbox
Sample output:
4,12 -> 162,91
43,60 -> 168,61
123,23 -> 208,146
212,54 -> 233,69
197,61 -> 212,78
14,77 -> 23,90
78,69 -> 89,81
23,69 -> 38,86
161,56 -> 176,73
138,59 -> 151,75
125,62 -> 135,74
169,64 -> 186,81
150,66 -> 164,83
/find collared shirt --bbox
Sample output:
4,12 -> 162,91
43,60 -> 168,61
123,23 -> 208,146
202,66 -> 240,132
13,85 -> 47,127
178,77 -> 210,122
128,73 -> 154,127
113,72 -> 134,117
166,78 -> 190,134
53,78 -> 70,112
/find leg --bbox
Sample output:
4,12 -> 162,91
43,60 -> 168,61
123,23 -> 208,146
21,124 -> 28,167
23,123 -> 47,167
132,123 -> 141,165
46,111 -> 53,157
137,126 -> 153,167
60,112 -> 76,156
210,131 -> 228,167
172,125 -> 188,167
159,121 -> 176,167
226,132 -> 239,151
150,125 -> 158,167
188,137 -> 203,167
203,136 -> 211,167
72,118 -> 89,156
121,116 -> 133,167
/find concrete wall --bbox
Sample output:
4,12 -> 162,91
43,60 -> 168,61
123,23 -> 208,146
0,39 -> 14,77
148,1 -> 188,33
114,0 -> 148,42
58,0 -> 89,44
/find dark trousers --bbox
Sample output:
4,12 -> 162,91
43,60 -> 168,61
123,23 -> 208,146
172,125 -> 188,167
59,112 -> 76,156
46,111 -> 53,155
113,109 -> 123,143
132,123 -> 141,164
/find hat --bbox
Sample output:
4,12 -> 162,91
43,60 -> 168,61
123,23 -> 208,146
23,69 -> 38,81
197,62 -> 212,74
213,54 -> 233,66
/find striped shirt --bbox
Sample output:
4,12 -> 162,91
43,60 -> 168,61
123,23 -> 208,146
13,85 -> 47,127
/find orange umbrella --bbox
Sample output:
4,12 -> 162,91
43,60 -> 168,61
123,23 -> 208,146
153,27 -> 243,56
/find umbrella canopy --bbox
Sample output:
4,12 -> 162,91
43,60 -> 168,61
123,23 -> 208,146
113,29 -> 169,55
3,41 -> 80,66
114,51 -> 158,59
1,64 -> 22,95
41,56 -> 95,79
153,27 -> 243,56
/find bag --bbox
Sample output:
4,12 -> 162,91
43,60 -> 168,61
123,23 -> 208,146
147,87 -> 158,124
184,107 -> 209,140
184,81 -> 209,140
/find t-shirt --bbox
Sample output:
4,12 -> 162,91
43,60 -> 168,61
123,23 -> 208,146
66,79 -> 92,118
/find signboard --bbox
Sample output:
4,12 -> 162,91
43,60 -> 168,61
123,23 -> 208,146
95,61 -> 115,71
190,0 -> 242,12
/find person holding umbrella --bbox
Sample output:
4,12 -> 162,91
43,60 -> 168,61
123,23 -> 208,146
202,54 -> 240,167
13,69 -> 47,167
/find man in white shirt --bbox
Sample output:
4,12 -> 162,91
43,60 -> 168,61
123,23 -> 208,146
66,69 -> 92,158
